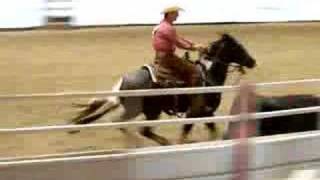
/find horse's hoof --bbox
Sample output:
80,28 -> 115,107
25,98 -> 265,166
158,139 -> 172,146
160,141 -> 172,146
68,130 -> 80,134
222,133 -> 230,140
209,132 -> 219,140
178,138 -> 196,144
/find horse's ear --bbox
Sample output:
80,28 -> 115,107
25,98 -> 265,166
216,32 -> 224,39
216,32 -> 231,40
222,34 -> 229,40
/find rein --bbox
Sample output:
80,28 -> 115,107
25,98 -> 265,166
199,57 -> 245,86
211,57 -> 245,74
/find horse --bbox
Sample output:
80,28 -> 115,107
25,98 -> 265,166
67,33 -> 257,145
224,92 -> 320,139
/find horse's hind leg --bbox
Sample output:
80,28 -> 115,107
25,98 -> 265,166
112,98 -> 145,148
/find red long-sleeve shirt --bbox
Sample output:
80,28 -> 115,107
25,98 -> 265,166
152,20 -> 194,54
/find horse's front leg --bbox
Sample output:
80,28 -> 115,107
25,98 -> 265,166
140,126 -> 171,146
180,107 -> 218,143
178,94 -> 204,144
140,112 -> 171,146
205,122 -> 218,140
179,122 -> 217,144
179,124 -> 195,144
203,108 -> 219,141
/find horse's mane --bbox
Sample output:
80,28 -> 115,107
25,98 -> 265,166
208,33 -> 249,59
218,33 -> 244,47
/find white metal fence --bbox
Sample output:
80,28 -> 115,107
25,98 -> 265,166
2,130 -> 320,180
0,78 -> 319,99
0,79 -> 319,180
0,79 -> 319,134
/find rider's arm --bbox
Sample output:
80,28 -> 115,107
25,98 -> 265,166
176,36 -> 195,50
177,36 -> 207,53
156,24 -> 201,51
176,34 -> 205,52
156,23 -> 193,50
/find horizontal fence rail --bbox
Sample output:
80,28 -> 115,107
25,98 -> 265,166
3,129 -> 320,180
0,106 -> 319,134
0,149 -> 128,162
0,79 -> 319,100
2,129 -> 320,168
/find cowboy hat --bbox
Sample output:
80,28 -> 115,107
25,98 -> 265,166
161,6 -> 184,14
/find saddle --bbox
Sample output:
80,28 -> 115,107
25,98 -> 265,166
142,62 -> 206,88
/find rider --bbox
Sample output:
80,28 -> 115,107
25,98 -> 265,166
152,5 -> 206,87
152,6 -> 208,123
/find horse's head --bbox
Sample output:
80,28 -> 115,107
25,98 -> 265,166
203,33 -> 256,73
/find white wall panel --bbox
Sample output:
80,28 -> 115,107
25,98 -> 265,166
1,0 -> 320,28
0,0 -> 46,29
71,0 -> 320,27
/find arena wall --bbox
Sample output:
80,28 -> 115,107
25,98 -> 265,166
1,0 -> 320,29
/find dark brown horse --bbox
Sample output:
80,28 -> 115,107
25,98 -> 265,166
67,33 -> 257,145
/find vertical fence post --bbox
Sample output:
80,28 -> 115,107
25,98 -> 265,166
232,82 -> 257,180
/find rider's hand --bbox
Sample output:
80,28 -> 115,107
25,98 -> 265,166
193,43 -> 207,53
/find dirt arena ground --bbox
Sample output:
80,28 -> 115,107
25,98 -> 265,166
0,22 -> 319,158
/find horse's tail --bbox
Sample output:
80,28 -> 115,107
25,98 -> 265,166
67,78 -> 123,134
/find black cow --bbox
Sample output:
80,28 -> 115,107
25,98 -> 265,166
224,93 -> 320,138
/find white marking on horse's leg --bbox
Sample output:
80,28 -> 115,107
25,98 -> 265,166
81,78 -> 122,118
88,77 -> 123,106
107,77 -> 123,105
107,106 -> 144,148
112,77 -> 123,91
98,77 -> 144,147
